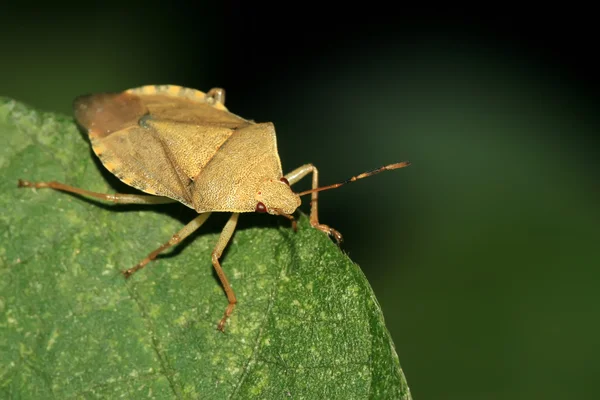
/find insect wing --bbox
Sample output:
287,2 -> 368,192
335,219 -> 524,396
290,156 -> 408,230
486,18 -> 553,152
74,91 -> 247,207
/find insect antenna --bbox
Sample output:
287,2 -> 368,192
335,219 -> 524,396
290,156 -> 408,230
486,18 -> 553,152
296,161 -> 411,197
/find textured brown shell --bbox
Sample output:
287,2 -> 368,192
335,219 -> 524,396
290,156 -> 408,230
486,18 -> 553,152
73,85 -> 284,213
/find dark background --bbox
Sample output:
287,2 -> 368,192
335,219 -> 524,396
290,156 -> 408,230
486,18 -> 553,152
2,4 -> 599,399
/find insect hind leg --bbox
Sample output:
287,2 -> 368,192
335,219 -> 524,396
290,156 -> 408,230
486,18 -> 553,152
17,179 -> 176,205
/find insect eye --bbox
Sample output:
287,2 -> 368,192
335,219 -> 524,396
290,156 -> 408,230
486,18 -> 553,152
255,202 -> 267,213
280,177 -> 290,185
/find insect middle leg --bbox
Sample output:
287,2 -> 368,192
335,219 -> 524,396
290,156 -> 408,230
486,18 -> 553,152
122,213 -> 212,278
212,213 -> 240,332
284,164 -> 343,243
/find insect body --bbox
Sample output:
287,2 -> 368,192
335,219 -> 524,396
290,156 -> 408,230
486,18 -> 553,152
18,85 -> 409,331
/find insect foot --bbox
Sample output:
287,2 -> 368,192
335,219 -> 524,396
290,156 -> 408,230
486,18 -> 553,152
217,302 -> 237,333
17,179 -> 48,189
312,223 -> 343,244
121,267 -> 139,279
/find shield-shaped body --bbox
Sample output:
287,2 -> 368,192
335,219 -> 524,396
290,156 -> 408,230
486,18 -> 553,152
73,84 -> 296,214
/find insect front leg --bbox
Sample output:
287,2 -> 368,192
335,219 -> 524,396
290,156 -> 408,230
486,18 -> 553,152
285,164 -> 343,243
17,180 -> 176,205
122,213 -> 212,278
212,213 -> 239,332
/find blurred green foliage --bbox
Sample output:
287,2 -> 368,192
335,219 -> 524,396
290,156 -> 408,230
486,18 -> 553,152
1,7 -> 598,399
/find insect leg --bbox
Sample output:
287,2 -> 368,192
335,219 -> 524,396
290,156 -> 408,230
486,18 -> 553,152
17,180 -> 175,205
206,88 -> 225,105
212,213 -> 240,332
284,165 -> 343,243
122,213 -> 212,278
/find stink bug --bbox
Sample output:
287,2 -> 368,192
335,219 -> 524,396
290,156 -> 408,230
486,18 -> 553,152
18,85 -> 410,331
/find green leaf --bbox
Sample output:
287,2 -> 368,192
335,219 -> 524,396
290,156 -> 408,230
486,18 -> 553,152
0,98 -> 411,399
